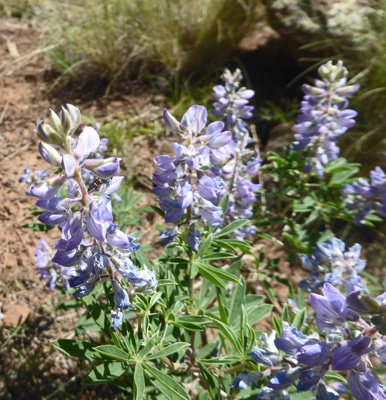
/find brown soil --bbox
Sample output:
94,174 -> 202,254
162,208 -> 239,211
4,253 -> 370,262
0,19 -> 167,400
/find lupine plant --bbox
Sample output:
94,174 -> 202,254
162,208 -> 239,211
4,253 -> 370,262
22,61 -> 386,399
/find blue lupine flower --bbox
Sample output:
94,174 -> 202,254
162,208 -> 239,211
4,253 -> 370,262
347,369 -> 386,400
267,367 -> 302,390
299,237 -> 367,293
20,167 -> 48,185
256,387 -> 290,400
111,280 -> 131,309
230,372 -> 262,390
35,238 -> 74,291
111,307 -> 123,330
159,227 -> 178,246
344,166 -> 386,225
32,105 -> 152,330
187,223 -> 201,253
292,60 -> 359,177
251,346 -> 281,367
332,335 -> 373,371
212,68 -> 254,141
315,382 -> 340,400
309,283 -> 359,333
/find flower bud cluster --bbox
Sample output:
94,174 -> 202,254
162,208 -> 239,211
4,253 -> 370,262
233,282 -> 386,400
343,166 -> 386,225
292,60 -> 360,178
30,104 -> 157,329
212,68 -> 254,142
299,237 -> 367,294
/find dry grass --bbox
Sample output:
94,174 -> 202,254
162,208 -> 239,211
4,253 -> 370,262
36,0 -> 260,81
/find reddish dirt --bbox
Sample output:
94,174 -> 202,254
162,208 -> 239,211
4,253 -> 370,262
0,19 -> 167,400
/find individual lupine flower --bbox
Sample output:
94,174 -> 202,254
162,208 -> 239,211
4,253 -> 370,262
256,387 -> 290,400
315,382 -> 340,400
292,60 -> 359,177
332,334 -> 373,371
212,68 -> 255,141
274,323 -> 332,367
344,166 -> 386,225
111,307 -> 123,330
347,369 -> 386,400
35,238 -> 74,291
230,372 -> 262,390
267,367 -> 303,390
159,227 -> 179,246
309,283 -> 359,333
299,237 -> 367,293
252,331 -> 282,367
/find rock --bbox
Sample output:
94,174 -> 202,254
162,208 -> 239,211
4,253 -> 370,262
3,304 -> 32,326
264,0 -> 384,60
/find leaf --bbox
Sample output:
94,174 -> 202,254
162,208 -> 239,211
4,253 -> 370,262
134,362 -> 145,400
209,318 -> 243,355
94,345 -> 133,363
197,234 -> 213,258
197,264 -> 226,289
197,262 -> 239,284
213,219 -> 249,238
201,252 -> 236,261
197,362 -> 219,400
143,363 -> 190,400
151,206 -> 166,218
82,294 -> 111,337
51,339 -> 102,361
83,362 -> 126,384
228,279 -> 246,324
216,287 -> 229,324
292,308 -> 306,331
219,192 -> 230,215
171,320 -> 203,331
145,342 -> 191,360
247,304 -> 273,326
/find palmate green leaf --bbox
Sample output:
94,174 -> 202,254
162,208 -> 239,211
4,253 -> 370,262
172,320 -> 203,331
213,219 -> 249,238
209,317 -> 243,355
143,363 -> 190,400
134,362 -> 145,400
219,192 -> 230,215
83,362 -> 126,385
82,294 -> 111,337
199,355 -> 241,365
196,263 -> 226,289
197,233 -> 213,258
247,304 -> 273,326
292,307 -> 306,331
213,239 -> 252,253
145,342 -> 190,360
197,262 -> 239,284
150,205 -> 166,218
201,252 -> 236,261
228,278 -> 246,324
51,339 -> 103,361
197,362 -> 219,400
94,345 -> 134,363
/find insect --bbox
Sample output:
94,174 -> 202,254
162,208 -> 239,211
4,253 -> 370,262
87,177 -> 111,194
